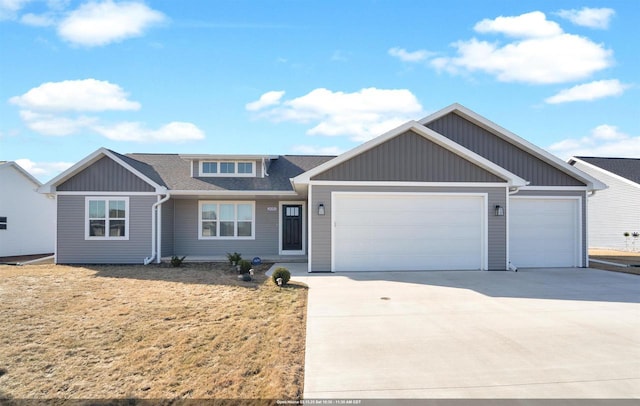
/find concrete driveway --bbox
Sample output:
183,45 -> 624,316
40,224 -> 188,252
287,267 -> 640,399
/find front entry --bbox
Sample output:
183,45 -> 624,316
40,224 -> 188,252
282,204 -> 303,252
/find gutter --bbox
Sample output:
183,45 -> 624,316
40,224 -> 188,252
144,193 -> 171,265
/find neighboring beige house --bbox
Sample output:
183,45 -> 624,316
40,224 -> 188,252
569,157 -> 640,252
0,161 -> 55,258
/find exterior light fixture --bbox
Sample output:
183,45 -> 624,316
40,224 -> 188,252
318,203 -> 325,216
495,205 -> 505,216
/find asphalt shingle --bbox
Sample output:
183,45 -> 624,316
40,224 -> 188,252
575,156 -> 640,185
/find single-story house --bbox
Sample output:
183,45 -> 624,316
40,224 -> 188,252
39,103 -> 605,271
569,156 -> 640,251
0,161 -> 55,258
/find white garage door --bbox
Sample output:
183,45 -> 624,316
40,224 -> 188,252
509,197 -> 581,268
332,193 -> 486,272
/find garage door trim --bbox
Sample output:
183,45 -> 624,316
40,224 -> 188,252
330,192 -> 488,272
508,195 -> 583,268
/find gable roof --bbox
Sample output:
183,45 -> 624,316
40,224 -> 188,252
38,148 -> 166,194
293,120 -> 528,187
570,156 -> 640,186
419,103 -> 606,191
0,161 -> 42,187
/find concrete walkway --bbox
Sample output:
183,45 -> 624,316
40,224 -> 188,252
277,266 -> 640,399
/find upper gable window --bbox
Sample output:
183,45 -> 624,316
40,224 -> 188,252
199,161 -> 255,177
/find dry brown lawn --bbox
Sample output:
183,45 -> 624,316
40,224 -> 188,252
589,248 -> 640,275
0,262 -> 307,400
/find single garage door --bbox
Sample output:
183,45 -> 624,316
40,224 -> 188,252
509,197 -> 581,268
332,193 -> 486,271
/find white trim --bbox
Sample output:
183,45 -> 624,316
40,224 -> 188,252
308,180 -> 510,188
39,148 -> 166,194
56,191 -> 160,196
330,191 -> 488,272
518,186 -> 589,191
278,201 -> 306,256
84,196 -> 130,241
509,195 -> 583,267
570,157 -> 639,189
307,185 -> 313,273
418,104 -> 606,191
584,190 -> 589,267
292,121 -> 528,187
505,187 -> 510,270
189,160 -> 194,178
169,190 -> 298,196
180,154 -> 278,160
197,200 -> 256,240
54,194 -> 58,264
0,161 -> 42,187
157,196 -> 162,263
198,160 -> 256,177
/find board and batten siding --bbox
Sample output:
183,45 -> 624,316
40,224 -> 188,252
172,199 -> 297,257
310,185 -> 507,272
56,195 -> 155,264
58,156 -> 155,192
571,161 -> 640,250
313,130 -> 505,183
426,113 -> 585,186
510,189 -> 588,266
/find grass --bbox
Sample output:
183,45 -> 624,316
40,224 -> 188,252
0,262 -> 307,400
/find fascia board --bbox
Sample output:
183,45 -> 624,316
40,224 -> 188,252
420,103 -> 606,191
2,161 -> 42,187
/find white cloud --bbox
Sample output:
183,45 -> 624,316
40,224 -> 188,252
14,158 -> 74,181
20,12 -> 55,26
57,0 -> 166,47
545,79 -> 629,104
245,90 -> 285,111
93,121 -> 205,142
291,145 -> 344,156
0,0 -> 31,20
247,87 -> 423,141
19,110 -> 97,136
548,125 -> 640,159
556,7 -> 615,29
10,79 -> 141,112
474,11 -> 562,38
388,47 -> 433,62
431,11 -> 613,84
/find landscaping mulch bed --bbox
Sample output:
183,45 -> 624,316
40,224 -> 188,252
0,262 -> 307,400
589,249 -> 640,275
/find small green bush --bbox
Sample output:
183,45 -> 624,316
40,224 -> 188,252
271,267 -> 291,286
171,255 -> 186,267
238,259 -> 252,274
226,252 -> 242,265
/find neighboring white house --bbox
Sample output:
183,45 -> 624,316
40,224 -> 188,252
569,157 -> 640,252
0,161 -> 55,258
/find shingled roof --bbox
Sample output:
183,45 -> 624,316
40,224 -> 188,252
125,153 -> 335,191
573,157 -> 640,185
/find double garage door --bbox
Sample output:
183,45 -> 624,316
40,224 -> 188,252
331,193 -> 581,272
333,193 -> 486,272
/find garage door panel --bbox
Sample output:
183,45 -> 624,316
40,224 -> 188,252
333,193 -> 485,272
509,198 -> 580,268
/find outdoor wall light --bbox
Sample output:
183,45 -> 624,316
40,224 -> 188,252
495,205 -> 505,216
318,203 -> 325,216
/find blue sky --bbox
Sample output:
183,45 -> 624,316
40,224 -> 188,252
1,0 -> 638,182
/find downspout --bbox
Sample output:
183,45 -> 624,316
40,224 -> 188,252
144,192 -> 171,265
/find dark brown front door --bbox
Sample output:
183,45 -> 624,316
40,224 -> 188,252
282,204 -> 303,251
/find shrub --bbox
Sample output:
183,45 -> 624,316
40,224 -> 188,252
226,252 -> 242,265
238,259 -> 252,274
271,267 -> 291,286
171,255 -> 186,267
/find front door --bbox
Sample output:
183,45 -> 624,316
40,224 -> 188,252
282,204 -> 303,251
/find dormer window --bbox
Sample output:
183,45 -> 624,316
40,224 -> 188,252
199,161 -> 255,177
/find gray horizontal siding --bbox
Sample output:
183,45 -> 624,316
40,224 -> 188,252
173,198 -> 292,257
58,156 -> 154,192
56,195 -> 155,264
310,185 -> 507,272
426,113 -> 585,186
572,161 -> 640,250
313,130 -> 504,183
510,189 -> 587,266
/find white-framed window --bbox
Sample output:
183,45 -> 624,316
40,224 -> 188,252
198,161 -> 255,177
198,201 -> 255,240
0,216 -> 6,230
85,197 -> 129,240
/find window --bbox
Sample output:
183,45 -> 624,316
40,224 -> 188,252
0,216 -> 6,230
199,201 -> 254,239
198,161 -> 255,177
86,197 -> 128,240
